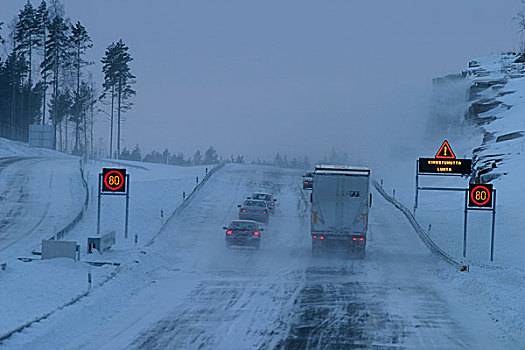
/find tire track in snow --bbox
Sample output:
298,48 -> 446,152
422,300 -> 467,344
0,157 -> 53,254
128,166 -> 306,350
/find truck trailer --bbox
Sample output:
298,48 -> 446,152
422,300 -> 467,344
310,165 -> 371,258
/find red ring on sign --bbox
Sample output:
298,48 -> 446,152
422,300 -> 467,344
470,185 -> 491,206
104,170 -> 124,191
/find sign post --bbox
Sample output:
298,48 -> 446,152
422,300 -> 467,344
415,140 -> 497,262
464,183 -> 496,261
97,168 -> 130,238
415,140 -> 472,212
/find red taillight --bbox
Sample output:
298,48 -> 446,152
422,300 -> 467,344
359,238 -> 364,241
263,211 -> 267,214
313,235 -> 317,239
241,209 -> 246,213
304,181 -> 308,184
226,231 -> 232,235
271,202 -> 274,205
320,236 -> 324,240
253,231 -> 259,236
352,238 -> 357,241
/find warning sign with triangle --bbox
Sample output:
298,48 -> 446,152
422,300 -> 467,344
435,140 -> 456,159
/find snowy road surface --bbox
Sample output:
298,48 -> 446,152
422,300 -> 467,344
4,165 -> 507,349
0,156 -> 84,257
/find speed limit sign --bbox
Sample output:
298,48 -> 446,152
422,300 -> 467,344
98,168 -> 130,237
102,168 -> 127,193
468,183 -> 493,208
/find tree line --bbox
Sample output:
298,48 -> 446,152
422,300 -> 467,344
118,143 -> 316,170
0,0 -> 135,157
119,145 -> 244,166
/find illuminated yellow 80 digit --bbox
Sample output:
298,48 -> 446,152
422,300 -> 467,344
109,175 -> 120,186
475,190 -> 487,201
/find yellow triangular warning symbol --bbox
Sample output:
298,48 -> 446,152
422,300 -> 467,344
435,140 -> 456,159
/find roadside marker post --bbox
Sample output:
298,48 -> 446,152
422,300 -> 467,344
96,168 -> 130,239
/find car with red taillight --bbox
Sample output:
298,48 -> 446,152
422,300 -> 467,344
248,192 -> 277,213
223,220 -> 263,249
238,199 -> 270,223
303,171 -> 314,190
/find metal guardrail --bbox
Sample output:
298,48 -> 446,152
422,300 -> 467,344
49,159 -> 90,241
0,163 -> 225,344
0,263 -> 122,344
373,180 -> 463,267
146,162 -> 226,246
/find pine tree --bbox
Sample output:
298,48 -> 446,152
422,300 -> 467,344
131,144 -> 141,161
100,39 -> 136,159
42,14 -> 69,149
14,1 -> 39,133
69,22 -> 92,154
100,42 -> 117,157
204,145 -> 219,164
35,0 -> 49,124
172,152 -> 185,166
274,153 -> 282,167
5,52 -> 29,140
48,88 -> 71,150
193,150 -> 202,165
162,148 -> 171,164
70,81 -> 93,154
120,147 -> 131,160
87,75 -> 96,157
15,1 -> 39,88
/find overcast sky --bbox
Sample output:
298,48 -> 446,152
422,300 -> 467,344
1,1 -> 522,162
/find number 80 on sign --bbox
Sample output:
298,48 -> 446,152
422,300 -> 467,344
102,168 -> 127,193
468,183 -> 493,208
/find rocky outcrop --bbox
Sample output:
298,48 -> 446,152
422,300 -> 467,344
433,53 -> 525,183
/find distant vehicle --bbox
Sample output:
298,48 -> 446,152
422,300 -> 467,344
303,171 -> 313,190
249,192 -> 277,213
223,220 -> 263,249
310,165 -> 371,258
238,199 -> 269,223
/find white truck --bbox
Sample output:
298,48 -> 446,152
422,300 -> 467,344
310,165 -> 371,258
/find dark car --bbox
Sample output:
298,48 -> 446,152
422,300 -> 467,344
223,220 -> 263,249
249,192 -> 277,213
303,171 -> 313,190
238,199 -> 269,223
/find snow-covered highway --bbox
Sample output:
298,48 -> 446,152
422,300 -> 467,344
3,164 -> 510,349
0,156 -> 85,257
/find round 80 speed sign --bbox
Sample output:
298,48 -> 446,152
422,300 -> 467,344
468,183 -> 493,208
102,168 -> 127,193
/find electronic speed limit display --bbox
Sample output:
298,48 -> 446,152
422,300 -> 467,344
102,168 -> 127,193
97,168 -> 130,237
468,183 -> 493,208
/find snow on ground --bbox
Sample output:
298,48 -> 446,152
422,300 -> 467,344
379,54 -> 525,346
0,137 -> 212,339
1,164 -> 514,349
3,61 -> 525,348
0,138 -> 71,158
75,158 -> 209,253
0,157 -> 85,257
